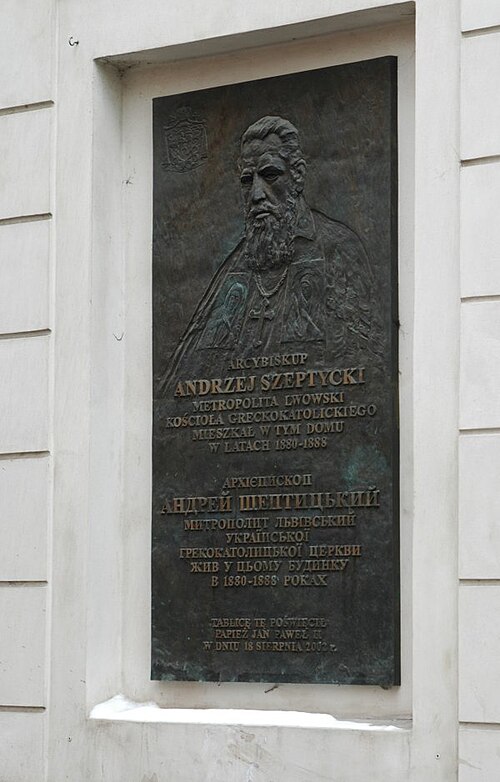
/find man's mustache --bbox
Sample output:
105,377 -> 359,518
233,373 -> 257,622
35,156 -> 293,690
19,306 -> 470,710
246,204 -> 280,221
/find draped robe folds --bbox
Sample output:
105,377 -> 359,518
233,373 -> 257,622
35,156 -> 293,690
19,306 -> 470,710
157,198 -> 380,396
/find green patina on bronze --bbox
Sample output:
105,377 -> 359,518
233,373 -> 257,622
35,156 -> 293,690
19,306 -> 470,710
151,57 -> 399,685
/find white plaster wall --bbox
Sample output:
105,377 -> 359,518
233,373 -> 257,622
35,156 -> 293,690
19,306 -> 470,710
461,1 -> 500,34
461,32 -> 500,161
459,434 -> 500,579
49,1 -> 460,779
0,455 -> 49,581
0,109 -> 52,220
459,585 -> 500,723
459,13 -> 500,782
0,0 -> 53,110
0,1 -> 54,777
0,336 -> 50,453
0,219 -> 51,334
461,162 -> 500,298
0,0 -> 481,779
0,711 -> 46,782
86,718 -> 411,781
0,586 -> 46,707
460,302 -> 500,429
459,726 -> 500,782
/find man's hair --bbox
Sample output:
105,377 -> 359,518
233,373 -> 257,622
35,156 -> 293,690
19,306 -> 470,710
240,116 -> 305,170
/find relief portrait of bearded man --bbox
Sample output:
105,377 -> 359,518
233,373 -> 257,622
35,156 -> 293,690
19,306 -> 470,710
158,115 -> 380,394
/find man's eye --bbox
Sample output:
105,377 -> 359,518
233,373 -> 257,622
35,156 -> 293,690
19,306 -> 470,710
261,168 -> 281,182
240,173 -> 253,186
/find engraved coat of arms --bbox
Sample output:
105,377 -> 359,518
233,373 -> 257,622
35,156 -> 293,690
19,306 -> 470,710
162,110 -> 208,172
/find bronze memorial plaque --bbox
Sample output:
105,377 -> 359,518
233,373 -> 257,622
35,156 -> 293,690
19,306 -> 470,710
152,57 -> 399,684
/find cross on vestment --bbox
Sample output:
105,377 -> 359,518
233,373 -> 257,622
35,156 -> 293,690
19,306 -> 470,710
249,298 -> 275,347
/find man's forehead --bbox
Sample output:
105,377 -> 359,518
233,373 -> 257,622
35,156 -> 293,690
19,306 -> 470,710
240,134 -> 287,168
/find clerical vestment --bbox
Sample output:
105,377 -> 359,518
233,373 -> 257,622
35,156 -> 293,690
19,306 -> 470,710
158,200 -> 378,395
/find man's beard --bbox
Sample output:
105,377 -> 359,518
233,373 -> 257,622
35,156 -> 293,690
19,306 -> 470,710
244,195 -> 297,272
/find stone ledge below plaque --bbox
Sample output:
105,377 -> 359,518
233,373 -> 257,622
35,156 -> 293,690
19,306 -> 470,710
90,694 -> 411,730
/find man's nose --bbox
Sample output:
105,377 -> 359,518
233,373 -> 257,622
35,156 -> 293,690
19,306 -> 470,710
250,176 -> 266,202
